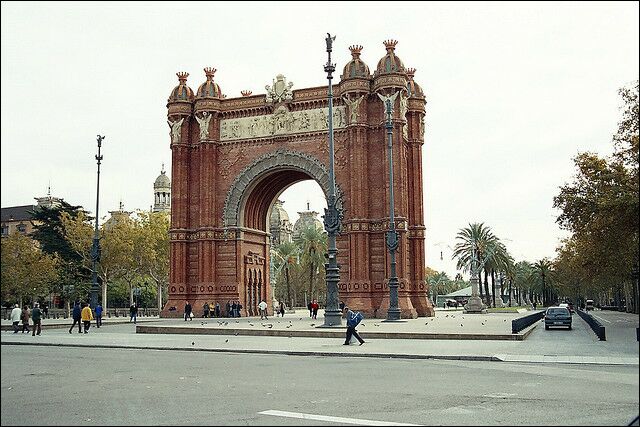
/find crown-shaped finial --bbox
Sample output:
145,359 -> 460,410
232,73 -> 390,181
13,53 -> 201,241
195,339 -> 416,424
406,68 -> 416,78
383,39 -> 398,51
176,72 -> 189,83
241,90 -> 252,97
204,67 -> 216,80
349,45 -> 363,58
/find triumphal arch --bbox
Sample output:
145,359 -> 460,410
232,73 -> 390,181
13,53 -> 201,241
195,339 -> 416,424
162,40 -> 434,318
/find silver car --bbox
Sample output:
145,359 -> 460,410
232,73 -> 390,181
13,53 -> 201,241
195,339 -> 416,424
544,307 -> 572,330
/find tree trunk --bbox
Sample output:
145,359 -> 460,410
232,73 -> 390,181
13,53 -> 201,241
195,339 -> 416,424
102,281 -> 107,310
157,281 -> 162,311
478,270 -> 484,301
286,267 -> 292,310
491,269 -> 496,308
309,258 -> 315,300
484,269 -> 490,306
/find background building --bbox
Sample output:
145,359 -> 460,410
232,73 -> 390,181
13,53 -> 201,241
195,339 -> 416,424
1,187 -> 63,237
153,164 -> 171,213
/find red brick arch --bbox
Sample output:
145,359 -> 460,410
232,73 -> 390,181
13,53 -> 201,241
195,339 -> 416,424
163,69 -> 434,319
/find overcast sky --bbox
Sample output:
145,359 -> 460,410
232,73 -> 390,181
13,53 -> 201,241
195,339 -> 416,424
1,1 -> 638,278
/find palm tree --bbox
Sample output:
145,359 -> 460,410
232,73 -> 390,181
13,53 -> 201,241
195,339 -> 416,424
514,261 -> 534,305
427,271 -> 450,304
295,225 -> 327,301
532,258 -> 554,306
452,223 -> 496,304
486,240 -> 510,307
272,242 -> 299,309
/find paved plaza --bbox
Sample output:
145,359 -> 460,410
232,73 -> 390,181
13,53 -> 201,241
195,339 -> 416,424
2,309 -> 638,365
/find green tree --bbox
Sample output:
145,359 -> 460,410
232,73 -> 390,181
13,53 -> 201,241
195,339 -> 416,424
294,225 -> 327,302
532,258 -> 554,306
30,202 -> 91,305
553,81 -> 639,312
272,241 -> 300,309
137,211 -> 170,310
1,233 -> 59,306
452,222 -> 497,304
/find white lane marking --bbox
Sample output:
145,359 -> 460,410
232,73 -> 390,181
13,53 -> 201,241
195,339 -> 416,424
591,314 -> 611,324
259,410 -> 421,426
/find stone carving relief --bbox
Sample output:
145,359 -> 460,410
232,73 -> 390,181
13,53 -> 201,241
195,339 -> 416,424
265,74 -> 294,103
343,95 -> 364,124
195,111 -> 212,141
219,106 -> 346,142
400,93 -> 408,139
167,117 -> 184,144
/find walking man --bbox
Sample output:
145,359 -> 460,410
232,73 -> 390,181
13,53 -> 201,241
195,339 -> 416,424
343,306 -> 365,346
95,303 -> 103,328
31,303 -> 42,336
184,301 -> 192,321
81,302 -> 93,333
10,304 -> 21,333
258,300 -> 268,320
69,301 -> 82,334
129,303 -> 138,323
203,302 -> 210,318
214,302 -> 221,318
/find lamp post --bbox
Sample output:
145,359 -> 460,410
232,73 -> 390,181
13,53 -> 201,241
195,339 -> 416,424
90,135 -> 104,309
322,33 -> 343,327
377,91 -> 401,320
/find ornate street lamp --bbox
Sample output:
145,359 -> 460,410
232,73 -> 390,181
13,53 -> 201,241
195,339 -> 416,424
322,33 -> 343,327
377,91 -> 401,320
90,135 -> 105,309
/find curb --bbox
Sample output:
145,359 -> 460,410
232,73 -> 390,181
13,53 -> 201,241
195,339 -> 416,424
0,340 -> 500,362
136,325 -> 527,341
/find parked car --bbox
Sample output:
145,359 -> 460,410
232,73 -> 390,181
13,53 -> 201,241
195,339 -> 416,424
445,299 -> 459,308
544,307 -> 572,330
585,299 -> 595,311
559,303 -> 574,314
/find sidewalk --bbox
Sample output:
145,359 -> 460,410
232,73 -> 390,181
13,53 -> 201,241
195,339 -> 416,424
0,316 -> 160,331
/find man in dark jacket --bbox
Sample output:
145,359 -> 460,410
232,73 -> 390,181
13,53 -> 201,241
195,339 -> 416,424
184,301 -> 192,321
31,303 -> 42,336
69,301 -> 82,334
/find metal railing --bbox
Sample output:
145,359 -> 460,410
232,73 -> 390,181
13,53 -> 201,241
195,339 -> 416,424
576,308 -> 606,341
512,310 -> 544,333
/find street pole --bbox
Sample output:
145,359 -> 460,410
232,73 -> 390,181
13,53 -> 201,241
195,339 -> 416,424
90,135 -> 104,309
322,32 -> 343,327
377,91 -> 401,320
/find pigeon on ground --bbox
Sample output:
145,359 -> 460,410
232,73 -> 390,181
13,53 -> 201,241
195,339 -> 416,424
249,323 -> 254,326
192,342 -> 195,345
268,324 -> 273,329
234,332 -> 239,336
235,320 -> 239,323
310,324 -> 315,327
461,324 -> 464,327
225,339 -> 229,343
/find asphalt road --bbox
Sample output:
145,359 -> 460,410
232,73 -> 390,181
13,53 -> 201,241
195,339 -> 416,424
1,345 -> 638,426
